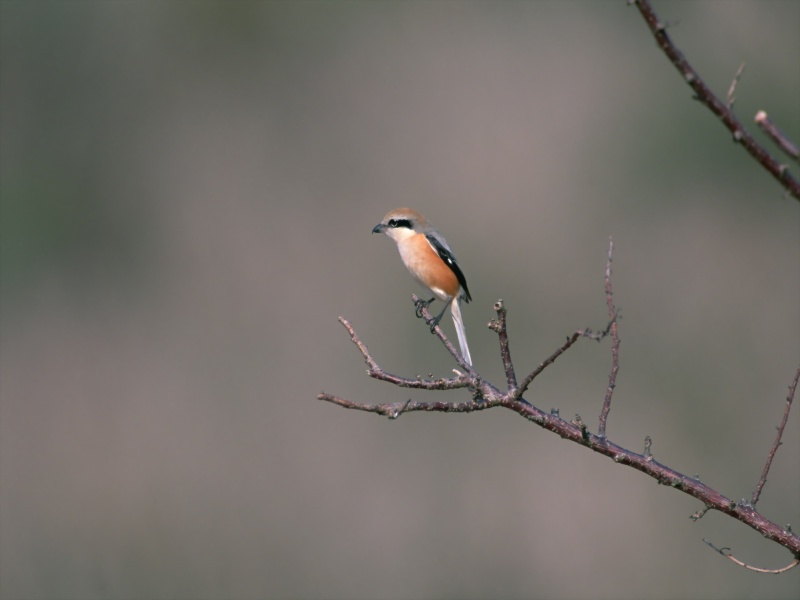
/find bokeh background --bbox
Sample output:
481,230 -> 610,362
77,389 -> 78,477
2,1 -> 798,599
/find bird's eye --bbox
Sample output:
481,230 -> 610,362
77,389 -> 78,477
388,218 -> 412,229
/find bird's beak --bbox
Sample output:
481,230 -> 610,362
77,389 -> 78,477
371,223 -> 385,234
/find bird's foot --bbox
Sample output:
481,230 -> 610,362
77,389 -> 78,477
414,297 -> 435,319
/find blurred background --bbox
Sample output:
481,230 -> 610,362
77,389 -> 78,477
2,1 -> 798,599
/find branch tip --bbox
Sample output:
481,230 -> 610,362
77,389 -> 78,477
634,0 -> 800,199
703,539 -> 800,574
754,111 -> 800,161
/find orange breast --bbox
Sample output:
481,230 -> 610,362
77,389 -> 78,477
398,234 -> 461,301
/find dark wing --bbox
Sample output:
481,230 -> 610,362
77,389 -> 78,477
425,233 -> 472,302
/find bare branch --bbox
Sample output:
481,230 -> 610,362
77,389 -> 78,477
755,111 -> 800,162
321,246 -> 800,560
320,327 -> 800,556
317,393 -> 494,419
320,314 -> 800,557
703,539 -> 800,574
338,316 -> 380,372
336,317 -> 474,392
631,0 -> 800,201
488,300 -> 518,391
751,366 -> 800,507
598,237 -> 620,438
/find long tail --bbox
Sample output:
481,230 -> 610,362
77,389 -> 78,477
450,297 -> 472,366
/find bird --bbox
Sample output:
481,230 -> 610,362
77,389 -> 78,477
372,208 -> 472,366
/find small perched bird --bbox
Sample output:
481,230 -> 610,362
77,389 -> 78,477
372,208 -> 472,366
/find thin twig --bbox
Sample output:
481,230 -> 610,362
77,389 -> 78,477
579,317 -> 617,342
513,332 -> 581,401
690,505 -> 710,522
726,62 -> 745,110
703,539 -> 800,574
632,0 -> 799,201
751,366 -> 800,507
317,393 -> 496,418
755,111 -> 800,162
598,237 -> 620,438
337,317 -> 474,391
489,300 -> 518,390
338,316 -> 380,371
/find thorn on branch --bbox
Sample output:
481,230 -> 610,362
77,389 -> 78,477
644,435 -> 653,460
